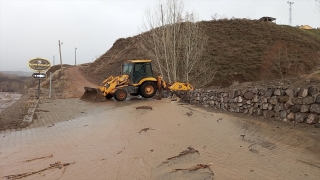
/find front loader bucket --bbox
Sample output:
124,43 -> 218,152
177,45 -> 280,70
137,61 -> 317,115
80,87 -> 106,102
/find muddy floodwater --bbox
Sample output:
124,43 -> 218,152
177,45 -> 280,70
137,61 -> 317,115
0,98 -> 320,180
0,92 -> 21,114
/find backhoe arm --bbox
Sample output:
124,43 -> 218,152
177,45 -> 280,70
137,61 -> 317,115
157,75 -> 194,92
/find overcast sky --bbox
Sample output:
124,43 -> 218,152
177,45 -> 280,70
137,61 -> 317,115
0,0 -> 319,72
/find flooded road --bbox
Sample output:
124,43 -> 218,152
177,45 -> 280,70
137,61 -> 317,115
0,98 -> 319,180
0,92 -> 21,114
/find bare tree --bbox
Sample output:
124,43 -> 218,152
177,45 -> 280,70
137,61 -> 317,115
211,13 -> 228,21
261,42 -> 318,79
139,0 -> 216,87
179,13 -> 216,85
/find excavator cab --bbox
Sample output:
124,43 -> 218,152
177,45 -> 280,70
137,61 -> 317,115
122,60 -> 158,99
124,61 -> 154,84
122,62 -> 133,75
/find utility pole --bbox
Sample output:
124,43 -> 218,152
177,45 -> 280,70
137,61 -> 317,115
58,40 -> 63,74
317,0 -> 320,26
287,1 -> 294,26
75,47 -> 77,65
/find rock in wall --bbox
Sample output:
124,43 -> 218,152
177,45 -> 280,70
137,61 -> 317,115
177,86 -> 320,124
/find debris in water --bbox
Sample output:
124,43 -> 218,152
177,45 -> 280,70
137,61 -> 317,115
47,124 -> 54,128
186,111 -> 193,117
216,118 -> 223,122
171,163 -> 214,175
136,106 -> 153,110
4,161 -> 75,180
23,154 -> 53,162
166,147 -> 199,161
249,148 -> 259,154
139,127 -> 156,134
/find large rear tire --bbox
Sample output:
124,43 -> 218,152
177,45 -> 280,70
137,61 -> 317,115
140,81 -> 157,98
114,89 -> 127,101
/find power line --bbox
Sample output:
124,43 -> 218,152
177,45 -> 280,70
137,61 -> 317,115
287,1 -> 294,26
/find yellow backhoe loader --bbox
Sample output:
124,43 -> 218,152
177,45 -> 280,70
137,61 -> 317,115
80,60 -> 193,101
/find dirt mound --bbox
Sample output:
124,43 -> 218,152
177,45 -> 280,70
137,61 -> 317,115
41,66 -> 97,99
80,19 -> 320,88
45,64 -> 72,77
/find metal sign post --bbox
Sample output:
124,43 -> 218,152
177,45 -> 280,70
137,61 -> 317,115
31,72 -> 47,99
38,72 -> 40,99
49,72 -> 52,98
28,58 -> 51,100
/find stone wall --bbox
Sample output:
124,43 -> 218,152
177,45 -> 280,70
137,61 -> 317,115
177,86 -> 320,124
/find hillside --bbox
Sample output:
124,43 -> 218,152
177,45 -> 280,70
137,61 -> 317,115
0,72 -> 34,92
80,19 -> 320,88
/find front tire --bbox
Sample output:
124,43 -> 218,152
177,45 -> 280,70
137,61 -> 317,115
140,81 -> 157,98
114,89 -> 127,101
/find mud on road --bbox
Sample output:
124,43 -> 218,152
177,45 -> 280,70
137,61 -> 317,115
1,98 -> 320,180
1,65 -> 320,179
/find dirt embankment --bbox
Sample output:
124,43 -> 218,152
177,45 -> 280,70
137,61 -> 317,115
41,65 -> 98,99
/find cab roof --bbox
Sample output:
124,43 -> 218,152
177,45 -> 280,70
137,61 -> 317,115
124,60 -> 152,63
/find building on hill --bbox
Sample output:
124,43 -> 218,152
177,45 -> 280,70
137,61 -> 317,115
299,25 -> 313,29
259,16 -> 276,23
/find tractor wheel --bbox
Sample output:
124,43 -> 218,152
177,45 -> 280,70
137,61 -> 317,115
140,81 -> 157,98
105,94 -> 113,99
114,89 -> 127,101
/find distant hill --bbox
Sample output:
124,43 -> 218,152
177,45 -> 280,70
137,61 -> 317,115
0,71 -> 35,92
80,19 -> 320,88
0,71 -> 33,77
